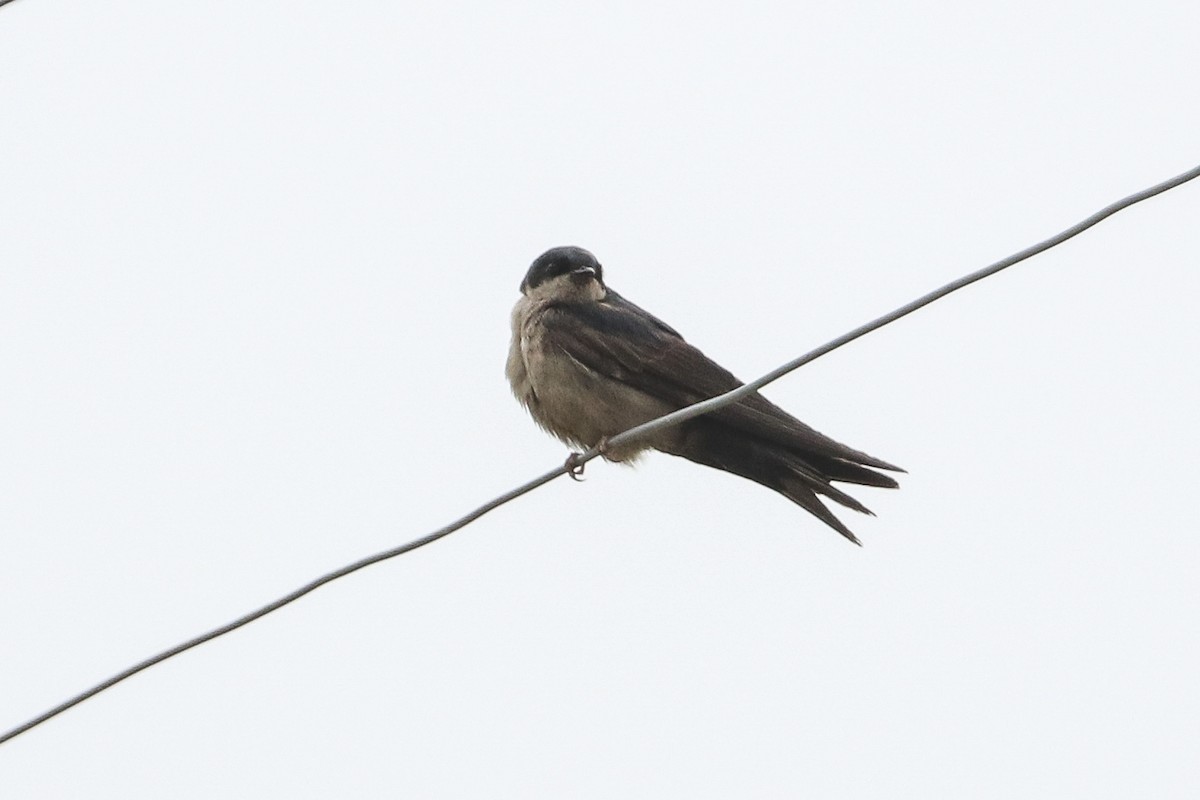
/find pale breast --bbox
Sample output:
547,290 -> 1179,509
506,296 -> 676,461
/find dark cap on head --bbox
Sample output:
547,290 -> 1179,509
521,246 -> 603,292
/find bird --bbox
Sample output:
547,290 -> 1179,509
505,245 -> 902,544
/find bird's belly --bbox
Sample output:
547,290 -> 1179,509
523,345 -> 675,461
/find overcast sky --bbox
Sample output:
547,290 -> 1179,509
2,1 -> 1197,797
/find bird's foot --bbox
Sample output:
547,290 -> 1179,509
564,452 -> 587,481
564,438 -> 611,481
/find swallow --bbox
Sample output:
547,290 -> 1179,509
506,246 -> 902,544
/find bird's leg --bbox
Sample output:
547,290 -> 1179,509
564,438 -> 611,482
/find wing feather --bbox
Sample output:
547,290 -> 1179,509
540,293 -> 901,476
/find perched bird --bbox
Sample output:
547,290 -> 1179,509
506,246 -> 902,544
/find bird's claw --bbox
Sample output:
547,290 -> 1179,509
565,452 -> 587,481
564,438 -> 611,481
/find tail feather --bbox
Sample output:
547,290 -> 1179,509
776,475 -> 864,545
802,454 -> 900,489
798,470 -> 875,516
670,421 -> 901,544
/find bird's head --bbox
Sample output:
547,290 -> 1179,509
520,246 -> 606,302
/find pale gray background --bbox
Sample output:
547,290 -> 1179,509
1,1 -> 1197,797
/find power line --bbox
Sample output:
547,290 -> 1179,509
596,163 -> 1200,458
2,162 -> 1198,746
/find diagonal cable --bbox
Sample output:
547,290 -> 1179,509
2,162 -> 1197,746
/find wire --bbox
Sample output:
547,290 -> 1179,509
2,162 -> 1198,746
594,162 -> 1200,459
